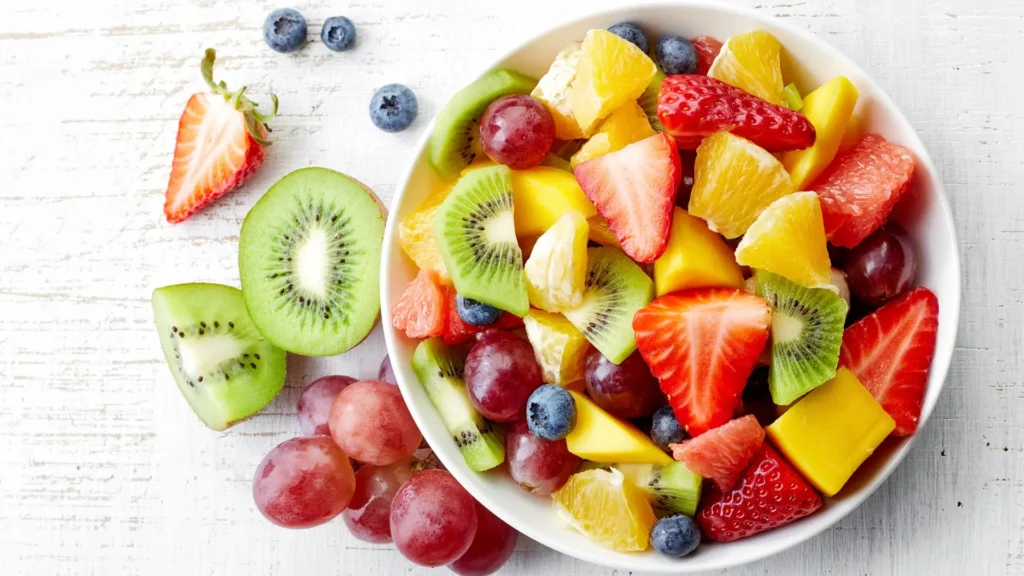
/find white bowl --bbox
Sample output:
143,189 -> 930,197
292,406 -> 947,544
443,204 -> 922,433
381,2 -> 961,572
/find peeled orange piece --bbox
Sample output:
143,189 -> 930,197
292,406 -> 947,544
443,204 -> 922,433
523,310 -> 589,391
736,192 -> 832,287
708,30 -> 784,105
399,184 -> 453,282
532,42 -> 586,140
688,132 -> 794,239
552,467 -> 656,552
524,210 -> 589,312
571,101 -> 654,167
570,29 -> 657,135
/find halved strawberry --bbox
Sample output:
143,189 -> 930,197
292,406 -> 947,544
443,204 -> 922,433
811,133 -> 915,248
392,270 -> 448,339
698,443 -> 822,542
839,287 -> 939,436
443,290 -> 524,345
164,49 -> 278,223
633,288 -> 771,436
572,133 -> 681,263
657,75 -> 816,151
670,414 -> 764,491
691,36 -> 723,76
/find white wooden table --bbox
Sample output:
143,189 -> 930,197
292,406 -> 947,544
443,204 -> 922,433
1,0 -> 1021,574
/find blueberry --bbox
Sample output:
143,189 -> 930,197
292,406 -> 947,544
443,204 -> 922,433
263,8 -> 307,53
455,295 -> 501,326
656,36 -> 698,75
321,16 -> 356,52
651,405 -> 687,453
650,514 -> 701,557
369,84 -> 418,132
526,385 -> 577,441
607,22 -> 650,54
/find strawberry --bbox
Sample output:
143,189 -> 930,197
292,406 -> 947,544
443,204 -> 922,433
698,443 -> 822,542
839,287 -> 939,436
811,133 -> 916,248
572,133 -> 681,263
633,288 -> 771,436
164,49 -> 278,223
670,414 -> 764,491
657,75 -> 816,151
443,290 -> 524,345
690,36 -> 723,75
392,270 -> 448,339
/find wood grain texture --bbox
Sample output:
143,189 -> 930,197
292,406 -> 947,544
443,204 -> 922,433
0,0 -> 1020,574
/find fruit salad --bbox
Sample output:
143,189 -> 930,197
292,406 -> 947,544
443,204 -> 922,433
392,23 -> 940,559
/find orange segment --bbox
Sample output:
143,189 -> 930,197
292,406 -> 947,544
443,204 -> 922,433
688,132 -> 794,239
532,42 -> 586,140
571,101 -> 654,167
708,30 -> 784,105
551,467 -> 657,552
523,310 -> 589,391
735,192 -> 832,287
399,184 -> 453,282
570,29 -> 657,135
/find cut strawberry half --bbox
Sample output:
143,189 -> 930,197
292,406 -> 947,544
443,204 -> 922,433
572,133 -> 681,263
443,290 -> 524,345
691,36 -> 723,76
839,287 -> 939,436
657,75 -> 816,151
670,414 -> 765,491
698,443 -> 822,542
633,288 -> 771,436
164,49 -> 279,223
391,270 -> 448,339
810,133 -> 916,248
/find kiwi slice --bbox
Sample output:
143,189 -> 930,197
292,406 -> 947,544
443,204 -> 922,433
411,338 -> 505,472
637,70 -> 666,133
562,247 -> 655,364
434,164 -> 529,316
617,462 -> 702,517
239,167 -> 385,356
427,68 -> 538,180
755,270 -> 849,405
152,283 -> 286,431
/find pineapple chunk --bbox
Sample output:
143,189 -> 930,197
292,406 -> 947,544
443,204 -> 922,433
510,167 -> 596,238
531,42 -> 586,140
523,310 -> 589,390
782,76 -> 859,189
570,29 -> 657,136
524,210 -> 589,312
571,101 -> 655,167
654,207 -> 744,296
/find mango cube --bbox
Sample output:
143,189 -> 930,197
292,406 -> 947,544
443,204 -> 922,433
510,167 -> 597,238
654,208 -> 745,296
566,391 -> 672,464
782,76 -> 859,189
766,368 -> 895,497
523,310 -> 589,391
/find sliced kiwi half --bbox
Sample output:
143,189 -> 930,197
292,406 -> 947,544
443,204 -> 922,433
755,270 -> 849,406
637,69 -> 666,133
152,283 -> 286,431
239,167 -> 385,356
617,462 -> 702,517
411,338 -> 505,472
427,68 -> 538,180
562,247 -> 655,364
434,164 -> 529,316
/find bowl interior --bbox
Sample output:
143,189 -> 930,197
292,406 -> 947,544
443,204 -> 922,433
381,2 -> 960,572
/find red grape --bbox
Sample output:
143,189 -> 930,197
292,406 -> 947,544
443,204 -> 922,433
329,380 -> 422,466
449,501 -> 519,576
843,226 -> 918,307
584,349 -> 664,418
390,469 -> 478,567
506,420 -> 580,495
479,95 -> 555,169
297,375 -> 356,436
343,458 -> 416,543
378,354 -> 398,385
464,331 -> 543,422
252,436 -> 355,529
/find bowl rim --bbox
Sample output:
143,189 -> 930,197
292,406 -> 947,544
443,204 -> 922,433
380,1 -> 962,571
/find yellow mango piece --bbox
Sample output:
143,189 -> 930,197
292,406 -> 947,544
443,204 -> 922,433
782,77 -> 859,189
688,132 -> 795,239
838,113 -> 862,154
552,467 -> 656,552
571,101 -> 655,167
461,157 -> 495,176
570,29 -> 657,136
708,30 -> 784,105
766,368 -> 895,497
399,184 -> 453,282
735,192 -> 832,288
532,43 -> 586,140
523,310 -> 589,391
525,210 -> 589,311
565,391 -> 672,464
510,167 -> 597,237
587,215 -> 620,247
654,208 -> 744,296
